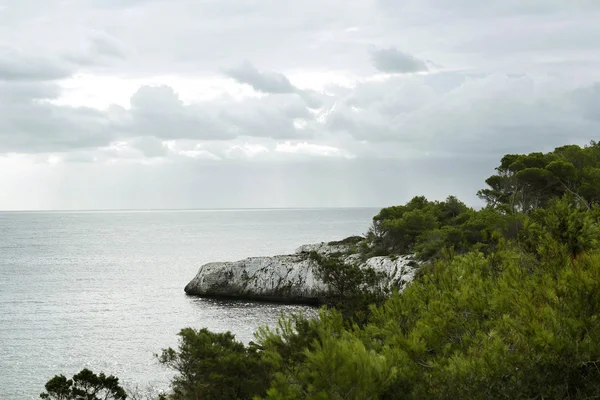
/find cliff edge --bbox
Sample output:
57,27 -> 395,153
184,241 -> 415,304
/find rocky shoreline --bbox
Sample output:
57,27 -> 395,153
184,241 -> 416,304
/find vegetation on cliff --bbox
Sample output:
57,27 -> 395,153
42,141 -> 600,399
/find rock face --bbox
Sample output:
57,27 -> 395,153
184,241 -> 416,304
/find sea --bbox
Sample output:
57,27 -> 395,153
0,208 -> 378,399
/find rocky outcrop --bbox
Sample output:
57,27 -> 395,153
184,241 -> 416,304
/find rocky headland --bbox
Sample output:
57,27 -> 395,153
184,239 -> 416,304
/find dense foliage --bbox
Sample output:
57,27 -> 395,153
477,141 -> 600,212
42,141 -> 600,399
368,195 -> 522,261
257,196 -> 600,399
156,328 -> 272,400
309,250 -> 389,323
40,368 -> 127,400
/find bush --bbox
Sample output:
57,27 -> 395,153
309,251 -> 388,323
157,328 -> 271,400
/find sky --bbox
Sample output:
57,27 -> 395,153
1,1 -> 599,210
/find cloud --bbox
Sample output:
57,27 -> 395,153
275,141 -> 353,158
223,61 -> 297,94
297,89 -> 325,109
376,0 -> 599,20
130,85 -> 183,110
64,30 -> 128,66
0,45 -> 599,169
564,83 -> 600,122
89,32 -> 127,59
0,78 -> 115,153
0,47 -> 72,81
432,0 -> 600,18
325,72 -> 599,157
370,47 -> 428,74
129,136 -> 168,157
225,143 -> 269,159
218,93 -> 317,139
1,0 -> 600,210
0,77 -> 322,155
1,69 -> 599,162
0,81 -> 62,102
123,85 -> 237,140
0,103 -> 114,153
159,140 -> 222,160
223,62 -> 326,108
175,148 -> 221,161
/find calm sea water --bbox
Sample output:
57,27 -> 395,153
0,208 -> 377,399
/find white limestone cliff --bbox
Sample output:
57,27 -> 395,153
184,241 -> 416,304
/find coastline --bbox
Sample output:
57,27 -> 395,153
184,240 -> 415,305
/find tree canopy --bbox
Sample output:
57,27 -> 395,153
40,369 -> 127,400
477,141 -> 600,213
368,195 -> 521,260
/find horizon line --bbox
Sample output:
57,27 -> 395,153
0,206 -> 384,213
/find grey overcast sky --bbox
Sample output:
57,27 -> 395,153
1,1 -> 599,210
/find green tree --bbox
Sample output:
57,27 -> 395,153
157,328 -> 271,400
40,369 -> 127,400
479,141 -> 600,212
309,251 -> 388,323
370,195 -> 519,261
259,310 -> 398,400
525,195 -> 600,262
